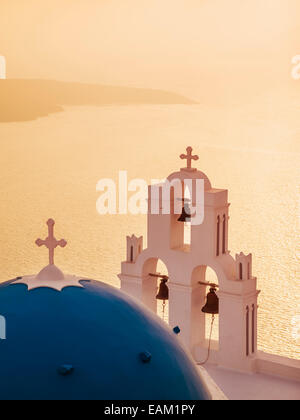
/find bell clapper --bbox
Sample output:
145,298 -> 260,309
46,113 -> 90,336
162,300 -> 166,321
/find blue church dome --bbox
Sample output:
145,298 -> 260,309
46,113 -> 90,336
0,278 -> 209,400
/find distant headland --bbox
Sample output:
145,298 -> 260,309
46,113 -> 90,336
0,79 -> 196,123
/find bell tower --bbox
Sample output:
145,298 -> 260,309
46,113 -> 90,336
119,148 -> 260,372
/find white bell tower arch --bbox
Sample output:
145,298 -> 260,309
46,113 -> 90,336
119,148 -> 260,372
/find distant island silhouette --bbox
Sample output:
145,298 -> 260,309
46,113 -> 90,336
0,79 -> 196,122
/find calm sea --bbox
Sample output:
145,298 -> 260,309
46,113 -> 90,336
0,89 -> 299,359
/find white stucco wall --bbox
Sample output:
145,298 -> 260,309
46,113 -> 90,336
0,55 -> 6,79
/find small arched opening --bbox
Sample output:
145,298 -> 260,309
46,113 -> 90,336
252,304 -> 255,354
170,181 -> 192,252
239,263 -> 243,280
130,246 -> 134,262
246,306 -> 250,356
222,214 -> 226,254
216,216 -> 220,256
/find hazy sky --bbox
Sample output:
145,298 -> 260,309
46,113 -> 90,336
0,0 -> 299,90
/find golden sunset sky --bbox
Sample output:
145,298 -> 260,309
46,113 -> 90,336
0,0 -> 299,95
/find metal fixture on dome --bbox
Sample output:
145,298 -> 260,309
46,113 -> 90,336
139,351 -> 152,364
57,365 -> 74,376
173,326 -> 181,335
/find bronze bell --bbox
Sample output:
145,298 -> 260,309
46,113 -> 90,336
156,279 -> 169,301
178,203 -> 192,223
202,287 -> 219,315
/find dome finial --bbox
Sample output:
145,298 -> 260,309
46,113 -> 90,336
180,147 -> 199,172
36,219 -> 67,266
13,219 -> 85,291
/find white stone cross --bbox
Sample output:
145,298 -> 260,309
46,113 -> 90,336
180,147 -> 199,171
36,219 -> 67,266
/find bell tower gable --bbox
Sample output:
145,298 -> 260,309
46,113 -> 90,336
127,235 -> 143,263
235,252 -> 253,281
